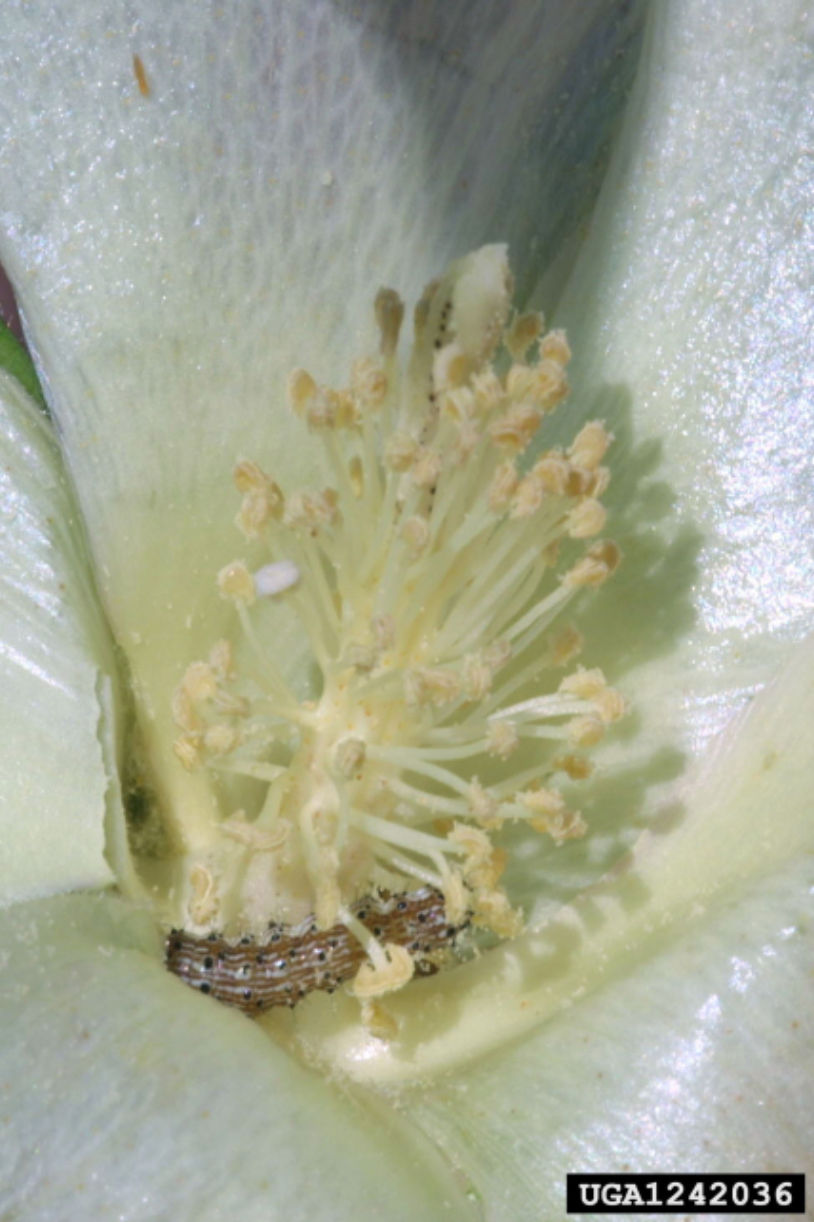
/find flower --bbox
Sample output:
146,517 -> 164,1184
0,1 -> 812,1217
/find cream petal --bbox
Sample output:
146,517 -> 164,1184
0,890 -> 478,1220
0,366 -> 132,903
554,0 -> 814,772
403,847 -> 814,1217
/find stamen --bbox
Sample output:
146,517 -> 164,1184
171,244 -> 625,982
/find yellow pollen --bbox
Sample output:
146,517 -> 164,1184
217,560 -> 255,605
351,356 -> 388,408
532,453 -> 571,495
519,786 -> 567,818
489,403 -> 542,451
402,514 -> 430,558
374,287 -> 404,359
209,638 -> 234,678
505,310 -> 544,359
433,342 -> 470,390
567,497 -> 607,539
486,720 -> 519,759
351,943 -> 415,999
552,753 -> 594,780
181,661 -> 218,703
551,625 -> 584,666
529,807 -> 588,844
203,724 -> 239,755
172,732 -> 200,771
405,667 -> 462,708
568,420 -> 613,470
188,864 -> 219,925
411,447 -> 443,489
441,870 -> 469,925
467,780 -> 499,823
539,328 -> 571,365
488,459 -> 519,511
233,460 -> 284,538
286,367 -> 318,414
568,714 -> 606,747
359,999 -> 400,1041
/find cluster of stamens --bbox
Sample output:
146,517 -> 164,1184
171,246 -> 624,1003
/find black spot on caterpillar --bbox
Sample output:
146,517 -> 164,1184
165,887 -> 464,1014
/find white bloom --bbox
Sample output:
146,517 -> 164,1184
0,1 -> 811,1217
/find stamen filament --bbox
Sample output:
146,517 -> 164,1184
170,245 -> 623,965
358,810 -> 466,857
236,604 -> 302,715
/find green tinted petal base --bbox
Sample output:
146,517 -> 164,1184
0,891 -> 478,1221
405,847 -> 814,1220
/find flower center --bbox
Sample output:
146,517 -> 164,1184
170,244 -> 623,1003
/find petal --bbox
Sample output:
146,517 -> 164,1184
0,2 -> 644,833
0,890 -> 477,1219
0,0 -> 644,554
554,0 -> 814,763
0,366 -> 130,903
404,847 -> 814,1218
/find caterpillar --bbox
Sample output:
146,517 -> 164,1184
165,886 -> 462,1015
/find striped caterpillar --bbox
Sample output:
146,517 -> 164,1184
165,886 -> 463,1015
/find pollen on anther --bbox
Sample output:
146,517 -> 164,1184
170,244 -> 626,1007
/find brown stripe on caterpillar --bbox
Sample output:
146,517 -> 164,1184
164,886 -> 465,1015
